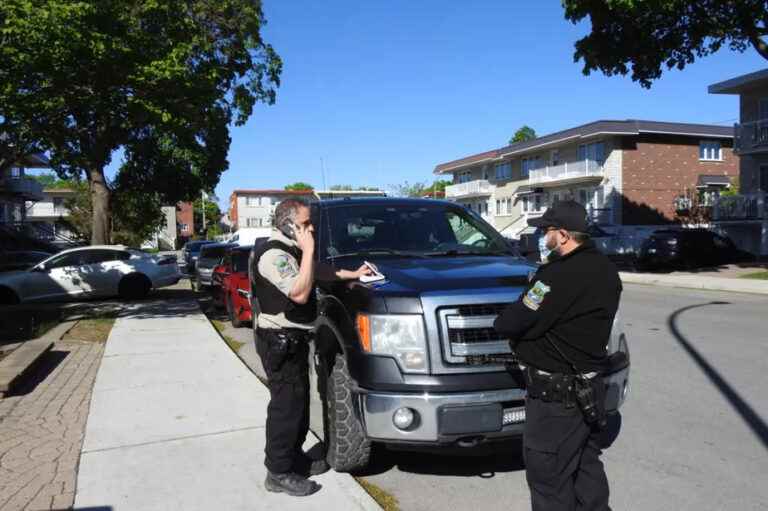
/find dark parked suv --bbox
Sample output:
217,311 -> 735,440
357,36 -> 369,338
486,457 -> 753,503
251,198 -> 631,472
637,229 -> 752,271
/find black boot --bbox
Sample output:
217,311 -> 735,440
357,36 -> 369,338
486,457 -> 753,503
294,455 -> 330,477
264,471 -> 321,496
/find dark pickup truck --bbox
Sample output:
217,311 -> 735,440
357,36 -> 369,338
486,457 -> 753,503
253,198 -> 630,473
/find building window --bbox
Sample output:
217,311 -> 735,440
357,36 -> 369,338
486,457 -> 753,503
180,223 -> 189,232
550,149 -> 560,166
578,142 -> 606,163
522,196 -> 529,212
495,162 -> 512,180
458,171 -> 472,183
10,167 -> 22,178
699,140 -> 722,161
496,200 -> 501,215
521,157 -> 541,177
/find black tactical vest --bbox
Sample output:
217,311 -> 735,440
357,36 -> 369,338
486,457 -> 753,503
252,239 -> 317,325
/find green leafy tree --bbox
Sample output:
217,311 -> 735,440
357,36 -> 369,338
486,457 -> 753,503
422,180 -> 452,197
563,0 -> 768,88
389,181 -> 427,198
720,176 -> 740,197
192,197 -> 221,236
284,182 -> 314,191
509,126 -> 537,145
0,0 -> 282,244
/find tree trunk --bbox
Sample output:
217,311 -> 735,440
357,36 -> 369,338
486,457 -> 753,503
88,166 -> 111,245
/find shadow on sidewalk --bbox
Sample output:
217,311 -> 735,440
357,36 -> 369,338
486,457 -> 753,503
4,349 -> 70,399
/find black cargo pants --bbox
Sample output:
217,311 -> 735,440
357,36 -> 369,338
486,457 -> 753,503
256,328 -> 311,474
523,377 -> 610,511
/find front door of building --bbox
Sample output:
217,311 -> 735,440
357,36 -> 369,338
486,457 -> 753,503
759,165 -> 768,193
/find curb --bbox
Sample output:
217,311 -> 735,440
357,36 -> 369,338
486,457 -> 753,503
619,272 -> 768,296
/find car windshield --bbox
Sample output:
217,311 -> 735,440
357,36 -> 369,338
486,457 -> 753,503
325,203 -> 511,258
197,246 -> 229,267
187,241 -> 213,254
232,250 -> 250,272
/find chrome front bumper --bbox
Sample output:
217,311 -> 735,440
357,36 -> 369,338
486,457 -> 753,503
359,387 -> 526,443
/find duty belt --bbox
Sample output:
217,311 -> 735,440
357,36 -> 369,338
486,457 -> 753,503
522,366 -> 599,407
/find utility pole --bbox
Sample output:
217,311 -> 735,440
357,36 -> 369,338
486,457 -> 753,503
201,190 -> 207,233
321,158 -> 327,191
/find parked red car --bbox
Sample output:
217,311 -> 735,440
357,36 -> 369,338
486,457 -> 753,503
214,246 -> 253,328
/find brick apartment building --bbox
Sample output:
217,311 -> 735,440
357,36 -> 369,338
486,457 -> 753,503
228,189 -> 316,231
435,119 -> 738,240
176,202 -> 194,242
709,69 -> 768,256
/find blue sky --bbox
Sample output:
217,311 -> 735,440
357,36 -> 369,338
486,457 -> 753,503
148,2 -> 768,209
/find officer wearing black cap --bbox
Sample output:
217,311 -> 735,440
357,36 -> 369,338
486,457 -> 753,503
494,200 -> 622,511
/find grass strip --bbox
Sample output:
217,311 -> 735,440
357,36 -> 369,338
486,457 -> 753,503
354,477 -> 400,511
211,319 -> 245,352
62,317 -> 116,343
740,271 -> 768,280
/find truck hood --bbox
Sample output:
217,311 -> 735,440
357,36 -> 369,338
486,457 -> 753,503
343,255 -> 534,294
0,270 -> 28,284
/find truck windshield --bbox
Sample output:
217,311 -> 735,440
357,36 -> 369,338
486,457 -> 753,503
325,204 -> 511,258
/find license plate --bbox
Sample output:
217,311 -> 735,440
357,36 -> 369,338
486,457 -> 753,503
502,406 -> 526,425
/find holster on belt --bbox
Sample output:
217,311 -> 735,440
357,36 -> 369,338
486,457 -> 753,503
258,328 -> 312,371
524,368 -> 577,409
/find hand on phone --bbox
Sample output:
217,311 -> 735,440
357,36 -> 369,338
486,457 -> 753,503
295,223 -> 315,253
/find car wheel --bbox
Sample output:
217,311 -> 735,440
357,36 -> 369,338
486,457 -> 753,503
226,294 -> 244,328
325,354 -> 371,473
0,287 -> 20,305
118,274 -> 151,300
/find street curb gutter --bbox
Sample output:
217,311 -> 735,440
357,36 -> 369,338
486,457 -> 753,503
620,272 -> 768,296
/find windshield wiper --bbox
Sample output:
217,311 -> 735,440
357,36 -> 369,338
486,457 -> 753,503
423,249 -> 514,257
327,249 -> 427,260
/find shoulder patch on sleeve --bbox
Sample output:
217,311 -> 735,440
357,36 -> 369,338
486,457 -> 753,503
522,280 -> 551,311
274,254 -> 298,278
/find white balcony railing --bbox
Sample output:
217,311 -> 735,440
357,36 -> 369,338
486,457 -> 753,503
1,176 -> 44,201
27,202 -> 70,218
528,159 -> 604,184
713,192 -> 767,221
445,179 -> 493,199
734,119 -> 768,154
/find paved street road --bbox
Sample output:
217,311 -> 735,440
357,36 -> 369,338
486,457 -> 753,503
217,284 -> 768,511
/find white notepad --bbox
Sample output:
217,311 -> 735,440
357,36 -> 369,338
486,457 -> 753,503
360,260 -> 386,283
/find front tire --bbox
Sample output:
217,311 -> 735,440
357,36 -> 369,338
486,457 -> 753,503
325,354 -> 371,473
226,294 -> 244,328
118,274 -> 151,300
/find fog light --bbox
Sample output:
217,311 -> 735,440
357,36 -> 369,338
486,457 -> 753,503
393,407 -> 415,430
503,407 -> 526,425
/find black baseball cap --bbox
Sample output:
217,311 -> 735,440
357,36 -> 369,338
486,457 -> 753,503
528,200 -> 588,232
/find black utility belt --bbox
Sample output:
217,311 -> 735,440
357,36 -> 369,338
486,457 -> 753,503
524,367 -> 601,405
258,328 -> 313,341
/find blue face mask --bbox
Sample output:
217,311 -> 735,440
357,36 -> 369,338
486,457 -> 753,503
538,234 -> 552,263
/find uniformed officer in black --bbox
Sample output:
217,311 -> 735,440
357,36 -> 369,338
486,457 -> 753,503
494,200 -> 622,511
252,198 -> 371,497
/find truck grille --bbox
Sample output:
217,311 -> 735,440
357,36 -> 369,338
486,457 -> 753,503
438,303 -> 513,363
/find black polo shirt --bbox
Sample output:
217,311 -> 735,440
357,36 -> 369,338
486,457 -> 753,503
493,240 -> 622,374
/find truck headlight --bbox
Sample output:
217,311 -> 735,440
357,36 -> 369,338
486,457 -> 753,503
356,314 -> 428,373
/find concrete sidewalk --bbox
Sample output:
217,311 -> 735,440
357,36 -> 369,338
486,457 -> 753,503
74,298 -> 379,510
620,271 -> 768,295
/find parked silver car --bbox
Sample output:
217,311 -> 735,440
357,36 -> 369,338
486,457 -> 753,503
192,243 -> 234,291
0,245 -> 180,304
